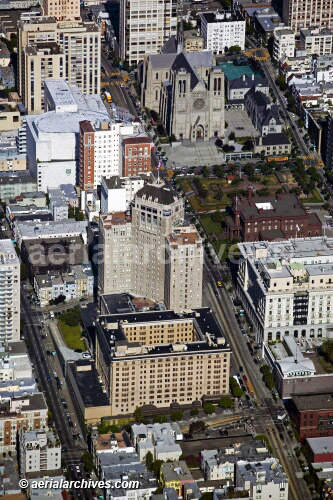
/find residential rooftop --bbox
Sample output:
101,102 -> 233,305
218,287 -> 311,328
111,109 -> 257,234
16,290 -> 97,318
0,239 -> 19,265
237,457 -> 287,485
16,219 -> 88,239
0,458 -> 21,496
100,293 -> 158,316
0,172 -> 36,185
161,461 -> 193,482
100,212 -> 131,228
201,10 -> 245,23
238,237 -> 333,262
0,392 -> 47,416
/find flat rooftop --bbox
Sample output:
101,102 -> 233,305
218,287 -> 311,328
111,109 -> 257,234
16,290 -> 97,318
307,436 -> 333,455
97,306 -> 230,357
16,219 -> 88,239
100,212 -> 131,228
46,79 -> 77,107
239,237 -> 333,261
101,293 -> 157,315
68,361 -> 110,408
0,239 -> 19,265
293,393 -> 333,412
201,11 -> 245,23
237,458 -> 287,485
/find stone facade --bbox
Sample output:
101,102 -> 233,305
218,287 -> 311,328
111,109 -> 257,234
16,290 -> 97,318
142,50 -> 224,142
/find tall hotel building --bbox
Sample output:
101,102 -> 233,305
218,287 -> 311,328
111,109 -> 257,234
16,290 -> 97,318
120,0 -> 177,65
98,182 -> 203,311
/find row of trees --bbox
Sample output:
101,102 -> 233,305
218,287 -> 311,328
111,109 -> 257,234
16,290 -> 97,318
260,365 -> 275,390
230,377 -> 243,397
193,177 -> 208,199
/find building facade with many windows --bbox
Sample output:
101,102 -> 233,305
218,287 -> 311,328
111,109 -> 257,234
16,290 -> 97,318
42,0 -> 80,21
237,238 -> 333,343
0,239 -> 20,342
18,17 -> 100,113
282,0 -> 333,34
120,0 -> 177,65
200,11 -> 246,53
95,307 -> 231,416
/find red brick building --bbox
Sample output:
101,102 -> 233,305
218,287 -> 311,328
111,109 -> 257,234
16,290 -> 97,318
291,393 -> 333,442
122,136 -> 151,177
79,120 -> 95,191
306,437 -> 333,463
225,192 -> 322,242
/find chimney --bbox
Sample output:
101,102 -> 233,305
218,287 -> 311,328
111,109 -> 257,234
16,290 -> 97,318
252,74 -> 254,80
243,74 -> 246,81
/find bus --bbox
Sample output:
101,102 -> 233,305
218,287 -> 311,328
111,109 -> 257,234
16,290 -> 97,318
247,381 -> 254,394
104,91 -> 112,103
267,156 -> 288,163
232,375 -> 241,387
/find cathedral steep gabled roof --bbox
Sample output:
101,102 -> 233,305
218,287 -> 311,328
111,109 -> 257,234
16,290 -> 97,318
171,52 -> 199,90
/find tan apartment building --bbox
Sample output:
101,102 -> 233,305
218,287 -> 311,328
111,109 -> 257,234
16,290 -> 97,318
300,27 -> 333,55
18,17 -> 100,113
21,43 -> 64,114
95,307 -> 231,416
42,0 -> 80,21
165,224 -> 203,312
0,154 -> 26,171
122,136 -> 152,177
0,103 -> 22,132
0,393 -> 48,453
98,212 -> 132,296
282,0 -> 333,33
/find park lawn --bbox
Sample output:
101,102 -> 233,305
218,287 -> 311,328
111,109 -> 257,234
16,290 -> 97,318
258,174 -> 279,186
177,178 -> 193,193
213,239 -> 241,263
302,188 -> 323,204
200,215 -> 224,235
58,320 -> 85,351
188,195 -> 225,212
201,178 -> 228,189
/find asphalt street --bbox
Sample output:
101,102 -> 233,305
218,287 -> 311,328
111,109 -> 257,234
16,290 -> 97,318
201,256 -> 311,500
21,290 -> 91,499
101,51 -> 138,118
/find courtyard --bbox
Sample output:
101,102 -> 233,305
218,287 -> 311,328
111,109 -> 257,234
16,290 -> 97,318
224,109 -> 259,139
